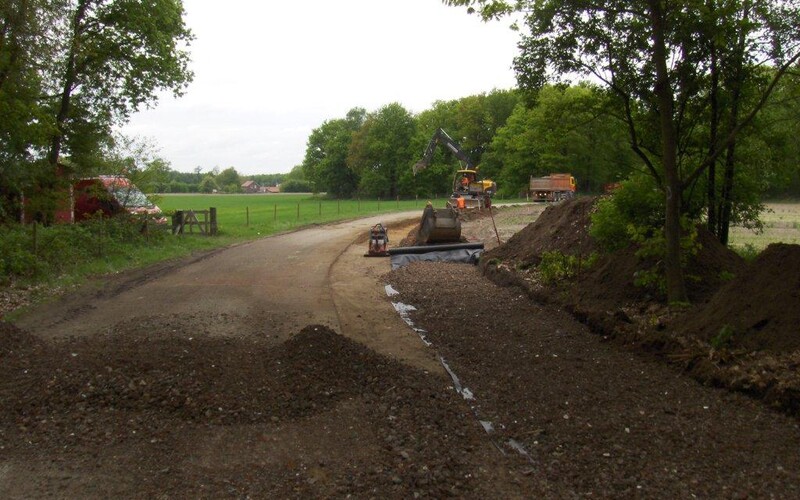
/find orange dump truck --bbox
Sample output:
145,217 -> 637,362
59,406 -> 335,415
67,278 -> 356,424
529,173 -> 577,202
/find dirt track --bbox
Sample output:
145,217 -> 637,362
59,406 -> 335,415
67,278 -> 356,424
3,206 -> 800,498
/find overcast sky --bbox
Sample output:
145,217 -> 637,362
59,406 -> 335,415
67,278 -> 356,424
120,0 -> 521,176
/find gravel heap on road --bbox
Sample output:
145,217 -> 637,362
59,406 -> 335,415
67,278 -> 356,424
0,321 -> 521,498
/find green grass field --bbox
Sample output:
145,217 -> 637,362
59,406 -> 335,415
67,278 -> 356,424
729,202 -> 800,251
153,193 -> 452,238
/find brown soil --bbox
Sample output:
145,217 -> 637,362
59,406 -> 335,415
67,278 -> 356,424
2,203 -> 799,497
677,242 -> 800,353
387,262 -> 800,497
476,198 -> 800,417
484,197 -> 599,265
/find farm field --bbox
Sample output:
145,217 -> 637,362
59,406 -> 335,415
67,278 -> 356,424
729,201 -> 800,251
155,193 -> 525,239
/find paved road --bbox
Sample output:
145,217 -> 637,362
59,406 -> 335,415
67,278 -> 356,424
16,212 -> 421,344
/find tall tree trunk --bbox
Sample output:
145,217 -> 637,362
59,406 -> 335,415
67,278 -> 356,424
718,139 -> 737,244
47,0 -> 90,166
717,0 -> 750,245
706,0 -> 719,237
649,0 -> 688,304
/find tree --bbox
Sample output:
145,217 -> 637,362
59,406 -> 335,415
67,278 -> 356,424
216,167 -> 240,191
348,103 -> 416,198
301,108 -> 365,197
483,84 -> 635,196
0,0 -> 61,221
447,0 -> 800,304
47,0 -> 193,170
198,175 -> 218,193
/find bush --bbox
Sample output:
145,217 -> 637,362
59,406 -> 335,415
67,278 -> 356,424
538,251 -> 599,284
280,179 -> 312,193
590,174 -> 702,295
0,216 -> 168,284
590,174 -> 664,252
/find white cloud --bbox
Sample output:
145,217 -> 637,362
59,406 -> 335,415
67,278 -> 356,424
120,0 -> 520,175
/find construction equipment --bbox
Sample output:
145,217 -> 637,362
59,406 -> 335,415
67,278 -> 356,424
386,203 -> 484,269
529,173 -> 577,202
416,204 -> 461,245
413,128 -> 496,209
365,223 -> 389,257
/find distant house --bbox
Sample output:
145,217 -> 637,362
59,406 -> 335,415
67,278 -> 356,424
265,186 -> 280,194
241,180 -> 260,193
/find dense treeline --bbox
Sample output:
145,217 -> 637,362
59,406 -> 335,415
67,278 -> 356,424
300,88 -> 630,199
300,79 -> 799,202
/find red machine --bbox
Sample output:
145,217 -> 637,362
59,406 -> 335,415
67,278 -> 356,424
365,223 -> 389,257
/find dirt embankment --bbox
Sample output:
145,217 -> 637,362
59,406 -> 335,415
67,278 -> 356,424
476,198 -> 800,416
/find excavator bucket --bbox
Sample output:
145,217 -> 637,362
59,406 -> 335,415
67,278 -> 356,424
388,204 -> 482,269
416,205 -> 461,245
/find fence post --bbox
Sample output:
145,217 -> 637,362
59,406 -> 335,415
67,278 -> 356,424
210,207 -> 218,235
396,195 -> 399,210
319,201 -> 322,216
246,206 -> 249,227
378,197 -> 381,211
172,210 -> 184,235
296,203 -> 300,220
358,198 -> 360,212
274,203 -> 277,221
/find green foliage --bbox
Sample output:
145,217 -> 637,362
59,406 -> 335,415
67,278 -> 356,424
590,175 -> 665,252
630,217 -> 701,295
485,85 -> 636,196
711,325 -> 735,350
349,103 -> 416,198
216,167 -> 241,190
198,175 -> 219,193
280,179 -> 312,193
0,215 -> 168,284
538,251 -> 599,285
302,108 -> 365,197
733,243 -> 760,262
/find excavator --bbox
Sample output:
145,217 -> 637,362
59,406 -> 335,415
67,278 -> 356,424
378,129 -> 490,268
412,128 -> 496,210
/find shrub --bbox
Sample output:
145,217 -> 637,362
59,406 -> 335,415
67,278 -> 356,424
280,179 -> 312,193
590,174 -> 664,252
538,251 -> 599,284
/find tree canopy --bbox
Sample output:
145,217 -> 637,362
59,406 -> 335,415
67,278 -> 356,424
0,0 -> 193,221
446,0 -> 800,303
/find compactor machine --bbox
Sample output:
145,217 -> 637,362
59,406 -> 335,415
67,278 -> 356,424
365,223 -> 389,257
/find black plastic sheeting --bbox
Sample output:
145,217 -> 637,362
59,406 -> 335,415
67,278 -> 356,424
390,247 -> 483,270
388,242 -> 484,255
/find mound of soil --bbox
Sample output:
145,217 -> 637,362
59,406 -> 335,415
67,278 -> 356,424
570,225 -> 746,310
483,197 -> 598,266
0,321 -> 505,498
678,243 -> 800,353
481,197 -> 744,307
